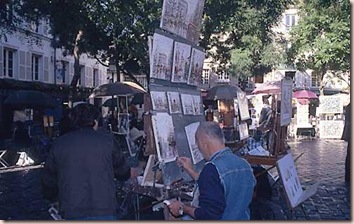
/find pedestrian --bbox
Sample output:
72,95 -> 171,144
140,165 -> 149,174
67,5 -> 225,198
167,121 -> 256,220
41,103 -> 138,220
258,95 -> 272,150
341,102 -> 350,183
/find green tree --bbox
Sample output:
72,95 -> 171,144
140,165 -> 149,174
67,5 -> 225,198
201,0 -> 291,80
17,0 -> 161,96
287,0 -> 350,95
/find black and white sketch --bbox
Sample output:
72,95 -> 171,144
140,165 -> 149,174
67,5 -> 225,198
185,122 -> 204,164
238,122 -> 249,140
319,95 -> 343,114
280,78 -> 293,126
237,91 -> 250,120
319,120 -> 344,139
151,91 -> 169,111
167,92 -> 182,114
276,153 -> 319,208
160,0 -> 205,43
152,113 -> 178,163
171,42 -> 191,83
150,33 -> 174,80
192,95 -> 202,115
180,94 -> 194,115
188,48 -> 205,86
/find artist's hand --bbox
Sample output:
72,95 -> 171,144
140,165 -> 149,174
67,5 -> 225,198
176,157 -> 193,172
130,167 -> 141,178
167,200 -> 183,217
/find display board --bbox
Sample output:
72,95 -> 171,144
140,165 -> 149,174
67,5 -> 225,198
276,153 -> 319,208
149,85 -> 205,186
280,78 -> 293,126
147,0 -> 206,187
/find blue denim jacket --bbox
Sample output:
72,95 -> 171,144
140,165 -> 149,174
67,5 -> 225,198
206,147 -> 256,220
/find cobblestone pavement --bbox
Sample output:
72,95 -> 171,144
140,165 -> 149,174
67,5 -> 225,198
0,139 -> 351,220
252,138 -> 351,220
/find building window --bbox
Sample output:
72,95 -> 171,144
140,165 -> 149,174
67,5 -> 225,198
285,14 -> 296,31
311,73 -> 320,87
3,48 -> 14,78
32,54 -> 40,80
202,69 -> 210,84
28,21 -> 39,33
217,71 -> 229,82
93,69 -> 99,87
78,65 -> 84,86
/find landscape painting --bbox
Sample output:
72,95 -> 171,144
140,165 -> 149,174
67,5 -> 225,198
180,94 -> 194,115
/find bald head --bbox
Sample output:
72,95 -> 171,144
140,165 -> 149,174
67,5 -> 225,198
196,121 -> 225,146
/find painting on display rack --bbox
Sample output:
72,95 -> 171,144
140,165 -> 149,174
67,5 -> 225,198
280,78 -> 293,126
151,91 -> 169,111
192,95 -> 202,115
160,0 -> 205,44
319,120 -> 344,139
150,33 -> 174,81
171,42 -> 191,83
188,48 -> 205,86
319,95 -> 343,114
238,122 -> 249,140
185,122 -> 204,164
180,93 -> 194,115
152,113 -> 179,163
237,91 -> 250,121
167,92 -> 182,114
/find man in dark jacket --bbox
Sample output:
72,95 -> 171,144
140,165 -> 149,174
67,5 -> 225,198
42,103 -> 134,220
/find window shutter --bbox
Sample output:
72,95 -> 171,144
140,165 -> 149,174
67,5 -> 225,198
0,46 -> 3,77
19,51 -> 26,80
25,52 -> 31,80
69,63 -> 74,84
87,67 -> 93,87
43,56 -> 49,82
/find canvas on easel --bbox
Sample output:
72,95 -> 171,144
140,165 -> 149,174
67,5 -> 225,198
276,153 -> 319,208
141,154 -> 163,188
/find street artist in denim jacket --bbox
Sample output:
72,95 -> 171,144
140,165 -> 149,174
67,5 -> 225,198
167,122 -> 256,220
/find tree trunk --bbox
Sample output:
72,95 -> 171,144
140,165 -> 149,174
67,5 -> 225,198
319,66 -> 326,96
69,30 -> 83,107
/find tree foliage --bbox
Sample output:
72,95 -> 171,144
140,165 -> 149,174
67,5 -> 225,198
287,0 -> 350,93
201,0 -> 291,79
